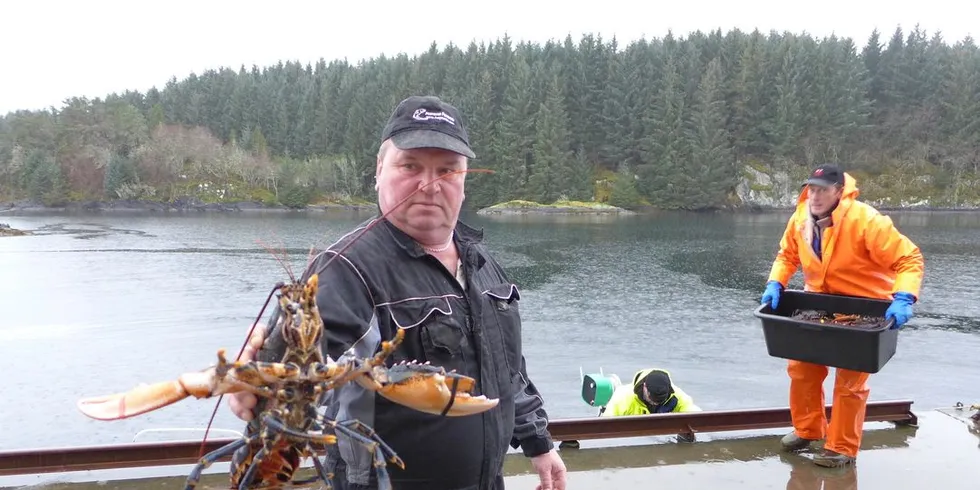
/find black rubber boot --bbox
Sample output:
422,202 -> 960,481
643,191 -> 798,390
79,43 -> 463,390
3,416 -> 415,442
812,449 -> 856,467
780,431 -> 818,452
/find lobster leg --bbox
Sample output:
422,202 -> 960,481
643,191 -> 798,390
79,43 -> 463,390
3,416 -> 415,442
261,413 -> 340,446
374,445 -> 393,490
258,413 -> 403,490
236,445 -> 271,490
285,446 -> 334,489
328,419 -> 403,469
309,450 -> 334,488
183,436 -> 251,490
325,419 -> 399,490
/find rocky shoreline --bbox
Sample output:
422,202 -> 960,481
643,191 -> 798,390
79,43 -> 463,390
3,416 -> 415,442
477,206 -> 637,216
0,198 -> 377,214
0,198 -> 976,216
0,223 -> 31,236
476,200 -> 637,216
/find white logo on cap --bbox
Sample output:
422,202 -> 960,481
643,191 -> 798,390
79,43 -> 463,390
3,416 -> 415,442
412,108 -> 456,125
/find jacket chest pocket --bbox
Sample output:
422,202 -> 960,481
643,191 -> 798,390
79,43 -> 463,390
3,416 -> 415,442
383,294 -> 470,375
482,283 -> 523,377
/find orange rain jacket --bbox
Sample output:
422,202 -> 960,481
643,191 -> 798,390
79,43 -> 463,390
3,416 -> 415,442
767,172 -> 924,301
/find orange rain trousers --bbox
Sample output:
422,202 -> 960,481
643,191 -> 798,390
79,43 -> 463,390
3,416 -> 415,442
788,360 -> 871,458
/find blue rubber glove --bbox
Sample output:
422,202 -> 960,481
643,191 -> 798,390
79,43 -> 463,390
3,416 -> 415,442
761,280 -> 783,309
885,292 -> 915,329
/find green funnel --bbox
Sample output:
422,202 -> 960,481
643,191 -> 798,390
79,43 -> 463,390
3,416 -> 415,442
581,373 -> 618,407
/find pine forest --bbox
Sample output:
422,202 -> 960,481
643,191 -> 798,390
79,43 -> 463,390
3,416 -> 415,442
1,26 -> 979,210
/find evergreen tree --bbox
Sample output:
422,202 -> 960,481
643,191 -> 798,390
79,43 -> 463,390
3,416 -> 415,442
0,26 -> 977,209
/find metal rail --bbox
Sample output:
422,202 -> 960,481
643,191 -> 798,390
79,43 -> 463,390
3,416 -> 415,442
0,399 -> 915,477
549,398 -> 916,441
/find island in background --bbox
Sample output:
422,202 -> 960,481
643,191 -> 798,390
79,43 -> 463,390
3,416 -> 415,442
476,200 -> 635,216
0,223 -> 30,236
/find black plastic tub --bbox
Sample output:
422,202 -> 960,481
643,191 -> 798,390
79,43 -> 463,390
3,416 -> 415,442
753,289 -> 898,374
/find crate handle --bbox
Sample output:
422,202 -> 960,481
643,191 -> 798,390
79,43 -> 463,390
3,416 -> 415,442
796,323 -> 824,332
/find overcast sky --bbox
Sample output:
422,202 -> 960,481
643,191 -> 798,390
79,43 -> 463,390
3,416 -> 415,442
2,0 -> 977,115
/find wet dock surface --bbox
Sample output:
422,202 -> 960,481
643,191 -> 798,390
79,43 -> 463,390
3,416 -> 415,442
3,408 -> 977,490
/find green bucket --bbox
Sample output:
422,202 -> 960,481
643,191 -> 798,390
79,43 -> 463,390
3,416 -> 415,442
581,373 -> 618,407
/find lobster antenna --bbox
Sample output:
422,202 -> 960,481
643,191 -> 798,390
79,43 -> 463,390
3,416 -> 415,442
257,238 -> 296,284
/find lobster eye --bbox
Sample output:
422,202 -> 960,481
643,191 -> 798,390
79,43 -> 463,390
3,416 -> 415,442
285,302 -> 298,313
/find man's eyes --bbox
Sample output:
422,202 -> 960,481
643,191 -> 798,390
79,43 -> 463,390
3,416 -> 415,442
399,163 -> 457,174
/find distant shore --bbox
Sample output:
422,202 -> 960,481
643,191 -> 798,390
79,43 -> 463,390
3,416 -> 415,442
476,200 -> 637,215
0,198 -> 376,214
0,223 -> 31,236
1,198 -> 976,215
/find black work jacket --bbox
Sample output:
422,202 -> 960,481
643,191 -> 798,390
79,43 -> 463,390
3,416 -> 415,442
261,217 -> 553,490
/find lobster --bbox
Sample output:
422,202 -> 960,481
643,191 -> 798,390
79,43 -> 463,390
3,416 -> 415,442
76,167 -> 498,489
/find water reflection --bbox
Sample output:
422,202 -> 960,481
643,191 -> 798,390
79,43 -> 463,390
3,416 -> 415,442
503,426 -> 915,474
27,223 -> 155,239
781,453 -> 858,490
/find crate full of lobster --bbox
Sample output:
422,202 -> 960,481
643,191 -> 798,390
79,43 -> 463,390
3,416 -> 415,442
753,289 -> 900,374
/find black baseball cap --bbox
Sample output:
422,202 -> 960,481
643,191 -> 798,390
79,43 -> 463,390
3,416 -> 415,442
634,370 -> 673,405
380,95 -> 476,158
803,164 -> 845,187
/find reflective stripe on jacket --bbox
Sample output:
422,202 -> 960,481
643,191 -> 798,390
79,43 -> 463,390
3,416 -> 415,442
599,368 -> 701,416
767,172 -> 924,300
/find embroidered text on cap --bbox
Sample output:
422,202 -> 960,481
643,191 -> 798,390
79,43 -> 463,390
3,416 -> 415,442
412,108 -> 456,125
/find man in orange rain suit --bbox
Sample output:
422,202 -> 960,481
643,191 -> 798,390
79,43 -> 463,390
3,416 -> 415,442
760,163 -> 924,468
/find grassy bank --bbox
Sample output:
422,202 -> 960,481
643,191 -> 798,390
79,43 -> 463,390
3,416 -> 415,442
476,199 -> 635,215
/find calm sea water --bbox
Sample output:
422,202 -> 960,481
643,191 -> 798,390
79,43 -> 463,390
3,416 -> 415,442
0,209 -> 977,451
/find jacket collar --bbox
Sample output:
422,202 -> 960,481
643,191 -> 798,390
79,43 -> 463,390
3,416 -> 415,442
796,172 -> 860,222
381,217 -> 485,260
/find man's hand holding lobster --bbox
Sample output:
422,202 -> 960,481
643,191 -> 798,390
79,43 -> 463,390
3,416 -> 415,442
227,324 -> 267,422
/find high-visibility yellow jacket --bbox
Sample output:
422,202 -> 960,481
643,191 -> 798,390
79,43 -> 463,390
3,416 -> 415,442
600,368 -> 701,416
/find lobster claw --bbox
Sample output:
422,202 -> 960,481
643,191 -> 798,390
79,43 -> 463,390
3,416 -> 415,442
357,361 -> 499,417
77,349 -> 240,421
76,370 -> 219,420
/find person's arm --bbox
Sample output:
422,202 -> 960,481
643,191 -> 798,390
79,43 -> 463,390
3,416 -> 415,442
510,356 -> 555,457
598,386 -> 631,417
768,215 -> 801,286
863,213 -> 925,299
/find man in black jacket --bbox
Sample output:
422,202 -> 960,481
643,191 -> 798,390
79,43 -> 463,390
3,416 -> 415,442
228,95 -> 566,490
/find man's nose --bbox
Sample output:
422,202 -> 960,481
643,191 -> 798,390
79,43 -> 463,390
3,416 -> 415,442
417,172 -> 441,194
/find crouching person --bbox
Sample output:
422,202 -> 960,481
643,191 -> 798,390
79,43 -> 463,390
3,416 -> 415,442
601,368 -> 701,442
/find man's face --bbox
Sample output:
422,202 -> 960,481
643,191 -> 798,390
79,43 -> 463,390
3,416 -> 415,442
376,142 -> 467,238
641,384 -> 665,408
807,184 -> 842,217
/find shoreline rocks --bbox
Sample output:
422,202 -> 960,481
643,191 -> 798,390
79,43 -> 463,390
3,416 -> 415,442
0,198 -> 377,214
0,223 -> 31,236
476,200 -> 637,216
1,197 -> 976,216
